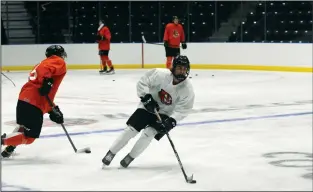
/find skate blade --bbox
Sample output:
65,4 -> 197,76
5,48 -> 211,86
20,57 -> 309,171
100,73 -> 115,75
117,165 -> 127,169
76,147 -> 91,153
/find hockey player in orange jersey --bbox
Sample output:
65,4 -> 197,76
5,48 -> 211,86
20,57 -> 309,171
1,45 -> 67,158
163,16 -> 187,69
97,19 -> 114,74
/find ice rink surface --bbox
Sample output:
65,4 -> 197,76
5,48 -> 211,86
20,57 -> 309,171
1,69 -> 312,191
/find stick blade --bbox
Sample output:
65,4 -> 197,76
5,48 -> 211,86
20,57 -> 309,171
187,174 -> 196,184
76,147 -> 91,154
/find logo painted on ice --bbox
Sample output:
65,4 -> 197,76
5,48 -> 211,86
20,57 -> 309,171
2,182 -> 35,191
263,152 -> 313,180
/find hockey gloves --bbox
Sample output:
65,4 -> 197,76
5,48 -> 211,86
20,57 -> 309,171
181,42 -> 187,49
164,41 -> 169,48
97,35 -> 106,41
156,117 -> 177,134
140,94 -> 160,113
49,106 -> 64,124
39,78 -> 53,96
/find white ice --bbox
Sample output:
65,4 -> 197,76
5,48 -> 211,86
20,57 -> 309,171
1,69 -> 312,191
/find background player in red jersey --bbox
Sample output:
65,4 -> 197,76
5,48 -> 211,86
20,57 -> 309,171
97,19 -> 114,74
1,45 -> 67,158
163,16 -> 187,69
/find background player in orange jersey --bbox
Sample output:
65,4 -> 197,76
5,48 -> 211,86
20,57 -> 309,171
1,45 -> 67,158
163,16 -> 187,69
97,19 -> 114,74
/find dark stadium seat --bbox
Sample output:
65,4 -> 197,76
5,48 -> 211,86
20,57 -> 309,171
24,1 -> 69,43
228,1 -> 312,42
190,1 -> 240,42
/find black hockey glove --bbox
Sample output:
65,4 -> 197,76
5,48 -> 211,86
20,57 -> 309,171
156,117 -> 177,134
39,78 -> 53,96
164,41 -> 169,47
181,42 -> 187,49
97,35 -> 106,41
49,106 -> 64,124
140,94 -> 160,113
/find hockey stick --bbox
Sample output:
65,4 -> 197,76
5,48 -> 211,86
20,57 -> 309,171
141,33 -> 183,48
141,34 -> 164,46
154,109 -> 196,184
1,72 -> 16,87
45,95 -> 91,154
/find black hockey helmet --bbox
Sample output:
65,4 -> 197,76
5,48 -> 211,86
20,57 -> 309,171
171,55 -> 190,81
45,45 -> 67,59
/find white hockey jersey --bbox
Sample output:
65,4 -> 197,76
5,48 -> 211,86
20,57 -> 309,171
137,68 -> 195,122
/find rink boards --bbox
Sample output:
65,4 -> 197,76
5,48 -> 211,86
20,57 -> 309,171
1,43 -> 312,72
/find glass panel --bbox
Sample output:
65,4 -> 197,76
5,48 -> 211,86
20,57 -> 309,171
2,1 -> 312,44
23,1 -> 39,43
98,1 -> 129,43
189,1 -> 215,42
72,1 -> 99,43
265,1 -> 313,43
1,1 -> 9,44
36,2 -> 69,43
225,1 -> 245,42
130,1 -> 159,43
214,1 -> 241,42
244,1 -> 266,42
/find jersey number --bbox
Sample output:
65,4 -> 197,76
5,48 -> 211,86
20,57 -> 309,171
29,63 -> 41,81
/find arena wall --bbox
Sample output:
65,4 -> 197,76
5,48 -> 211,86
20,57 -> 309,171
1,43 -> 312,72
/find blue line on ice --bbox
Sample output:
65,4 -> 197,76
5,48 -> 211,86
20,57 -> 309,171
39,111 -> 313,139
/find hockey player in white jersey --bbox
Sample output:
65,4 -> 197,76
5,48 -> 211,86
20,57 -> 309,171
102,55 -> 195,168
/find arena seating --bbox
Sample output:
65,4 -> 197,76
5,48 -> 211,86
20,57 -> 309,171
19,1 -> 313,44
71,1 -> 240,43
24,1 -> 69,43
228,1 -> 312,42
189,1 -> 240,42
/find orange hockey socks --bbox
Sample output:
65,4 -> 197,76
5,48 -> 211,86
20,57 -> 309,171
166,56 -> 173,69
101,55 -> 113,68
100,56 -> 107,69
3,132 -> 35,146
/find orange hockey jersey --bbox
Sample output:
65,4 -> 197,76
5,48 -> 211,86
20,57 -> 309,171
97,25 -> 111,50
18,55 -> 67,114
163,23 -> 185,48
